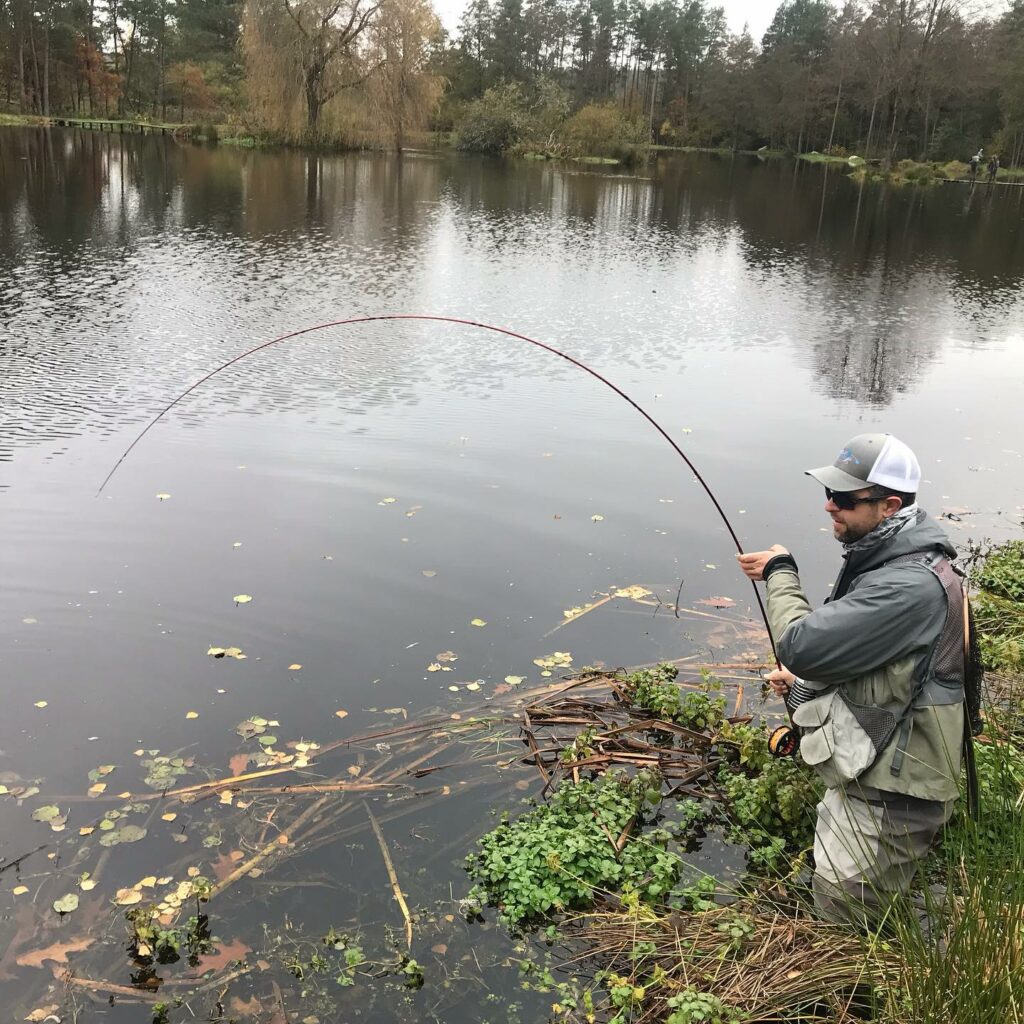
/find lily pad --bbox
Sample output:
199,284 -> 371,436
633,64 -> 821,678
53,894 -> 79,915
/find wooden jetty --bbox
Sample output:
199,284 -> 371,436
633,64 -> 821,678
45,117 -> 194,137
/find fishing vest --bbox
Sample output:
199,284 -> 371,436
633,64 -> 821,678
791,551 -> 965,787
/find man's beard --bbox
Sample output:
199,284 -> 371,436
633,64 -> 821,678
833,518 -> 878,544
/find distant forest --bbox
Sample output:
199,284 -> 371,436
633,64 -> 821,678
2,0 -> 1023,162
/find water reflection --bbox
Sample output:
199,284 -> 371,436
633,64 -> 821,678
2,126 -> 1024,454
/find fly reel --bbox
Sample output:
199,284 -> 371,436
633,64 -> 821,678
768,725 -> 799,759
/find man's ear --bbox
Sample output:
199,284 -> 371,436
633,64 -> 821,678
882,496 -> 904,519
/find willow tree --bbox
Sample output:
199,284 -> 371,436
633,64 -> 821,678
366,0 -> 444,150
243,0 -> 382,136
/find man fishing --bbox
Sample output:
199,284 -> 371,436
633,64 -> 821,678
736,434 -> 965,929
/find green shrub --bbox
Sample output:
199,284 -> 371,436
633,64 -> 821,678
559,102 -> 648,160
454,83 -> 528,154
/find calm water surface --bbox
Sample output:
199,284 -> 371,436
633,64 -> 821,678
2,127 -> 1024,1018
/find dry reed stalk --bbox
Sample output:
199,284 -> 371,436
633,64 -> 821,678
364,801 -> 414,949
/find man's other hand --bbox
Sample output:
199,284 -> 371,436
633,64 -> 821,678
735,545 -> 790,581
764,667 -> 796,697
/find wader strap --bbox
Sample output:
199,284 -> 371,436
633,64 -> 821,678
890,716 -> 913,776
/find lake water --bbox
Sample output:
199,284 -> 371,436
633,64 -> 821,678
2,126 -> 1023,1019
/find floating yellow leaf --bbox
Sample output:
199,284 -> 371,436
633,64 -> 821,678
34,701 -> 47,708
470,618 -> 487,627
185,711 -> 199,719
614,585 -> 652,601
378,497 -> 397,505
114,888 -> 142,906
465,682 -> 481,692
233,595 -> 253,604
187,866 -> 201,877
334,709 -> 348,719
504,675 -> 525,686
155,493 -> 171,501
591,514 -> 604,522
139,876 -> 157,888
347,764 -> 362,777
436,650 -> 458,662
12,885 -> 28,896
219,791 -> 234,805
79,826 -> 95,836
422,570 -> 437,577
87,783 -> 106,797
161,812 -> 177,822
288,664 -> 302,671
207,647 -> 226,657
427,663 -> 442,672
448,685 -> 460,691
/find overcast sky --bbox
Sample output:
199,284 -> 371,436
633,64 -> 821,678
433,0 -> 780,42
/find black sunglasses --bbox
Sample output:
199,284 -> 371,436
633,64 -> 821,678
825,487 -> 883,511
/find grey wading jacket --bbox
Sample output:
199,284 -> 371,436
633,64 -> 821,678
765,511 -> 964,802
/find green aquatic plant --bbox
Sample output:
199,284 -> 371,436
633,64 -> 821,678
619,663 -> 727,730
466,768 -> 678,924
715,722 -> 822,872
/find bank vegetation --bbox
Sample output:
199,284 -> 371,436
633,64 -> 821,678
3,0 -> 1024,162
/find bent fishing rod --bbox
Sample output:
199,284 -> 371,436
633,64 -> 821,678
99,313 -> 779,666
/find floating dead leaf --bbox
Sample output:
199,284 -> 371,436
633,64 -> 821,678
470,618 -> 487,627
31,805 -> 61,823
334,709 -> 349,719
25,1005 -> 61,1021
236,717 -> 267,740
87,782 -> 107,797
233,595 -> 253,604
52,893 -> 79,915
17,935 -> 93,968
614,585 -> 652,601
185,711 -> 199,719
405,505 -> 423,517
219,790 -> 235,806
515,780 -> 531,791
187,866 -> 201,877
431,943 -> 448,955
347,765 -> 361,777
196,938 -> 252,974
426,663 -> 443,672
436,650 -> 457,662
382,707 -> 408,719
114,888 -> 143,906
697,595 -> 736,608
229,996 -> 263,1018
421,570 -> 437,577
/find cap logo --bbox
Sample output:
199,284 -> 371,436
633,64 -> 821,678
837,448 -> 861,466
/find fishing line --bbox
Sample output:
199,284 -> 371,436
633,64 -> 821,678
98,313 -> 777,660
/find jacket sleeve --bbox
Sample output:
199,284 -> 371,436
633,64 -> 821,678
764,564 -> 945,686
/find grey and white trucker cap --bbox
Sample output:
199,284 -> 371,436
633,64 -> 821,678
806,434 -> 921,494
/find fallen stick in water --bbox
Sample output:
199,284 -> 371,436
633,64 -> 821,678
364,801 -> 414,950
